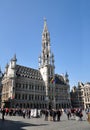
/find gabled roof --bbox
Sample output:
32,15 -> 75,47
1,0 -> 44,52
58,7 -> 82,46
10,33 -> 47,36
15,65 -> 67,85
16,65 -> 43,81
55,74 -> 67,85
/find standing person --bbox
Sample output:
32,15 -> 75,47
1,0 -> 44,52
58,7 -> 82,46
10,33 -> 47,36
49,109 -> 53,121
79,109 -> 83,121
28,109 -> 31,118
44,109 -> 49,121
5,108 -> 9,116
52,109 -> 56,121
22,109 -> 26,118
57,109 -> 62,121
66,108 -> 71,120
2,108 -> 5,120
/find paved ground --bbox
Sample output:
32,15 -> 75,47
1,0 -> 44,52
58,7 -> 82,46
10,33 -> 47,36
0,112 -> 90,130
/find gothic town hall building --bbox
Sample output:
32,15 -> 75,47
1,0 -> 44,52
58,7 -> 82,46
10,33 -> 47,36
1,20 -> 71,109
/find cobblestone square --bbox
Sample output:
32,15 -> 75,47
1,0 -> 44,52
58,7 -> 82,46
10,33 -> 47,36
0,111 -> 90,130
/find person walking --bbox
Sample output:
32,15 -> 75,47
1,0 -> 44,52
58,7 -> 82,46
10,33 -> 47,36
22,109 -> 26,118
66,108 -> 71,120
52,109 -> 56,121
45,109 -> 49,121
2,108 -> 5,120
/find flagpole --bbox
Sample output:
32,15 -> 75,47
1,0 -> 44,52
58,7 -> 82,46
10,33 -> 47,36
53,80 -> 56,109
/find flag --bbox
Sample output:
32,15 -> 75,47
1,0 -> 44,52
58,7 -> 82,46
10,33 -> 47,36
50,77 -> 55,83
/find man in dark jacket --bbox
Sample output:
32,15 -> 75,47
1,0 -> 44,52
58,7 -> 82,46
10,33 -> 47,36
2,108 -> 5,120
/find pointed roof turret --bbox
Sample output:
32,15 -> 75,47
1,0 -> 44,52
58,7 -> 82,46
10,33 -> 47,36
13,54 -> 17,61
11,54 -> 17,61
65,72 -> 68,78
65,72 -> 69,84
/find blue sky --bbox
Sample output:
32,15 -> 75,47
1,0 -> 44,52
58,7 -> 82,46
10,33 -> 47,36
0,0 -> 90,88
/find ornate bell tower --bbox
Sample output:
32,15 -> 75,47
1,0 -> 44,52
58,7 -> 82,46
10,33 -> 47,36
39,19 -> 55,102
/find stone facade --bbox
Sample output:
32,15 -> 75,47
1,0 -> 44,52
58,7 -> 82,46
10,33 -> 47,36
83,82 -> 90,109
71,82 -> 90,109
1,20 -> 71,109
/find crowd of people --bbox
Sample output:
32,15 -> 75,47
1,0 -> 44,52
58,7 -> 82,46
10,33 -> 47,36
43,108 -> 84,121
0,107 -> 90,123
0,108 -> 31,119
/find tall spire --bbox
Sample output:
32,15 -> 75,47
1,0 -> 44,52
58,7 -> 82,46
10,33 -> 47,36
43,18 -> 48,33
39,19 -> 55,68
42,18 -> 50,43
39,20 -> 55,103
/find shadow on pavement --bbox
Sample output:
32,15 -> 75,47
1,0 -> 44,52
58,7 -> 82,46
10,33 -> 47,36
0,119 -> 48,130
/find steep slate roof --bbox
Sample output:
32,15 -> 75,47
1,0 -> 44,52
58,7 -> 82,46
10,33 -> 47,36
16,65 -> 66,85
16,65 -> 43,81
55,74 -> 67,85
